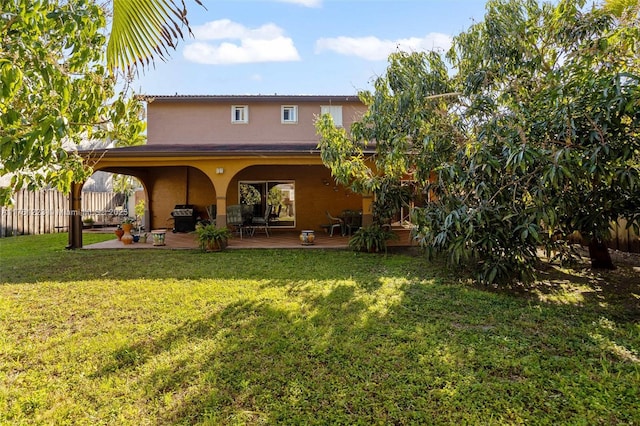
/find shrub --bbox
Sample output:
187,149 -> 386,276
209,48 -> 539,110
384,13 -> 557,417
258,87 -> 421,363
348,224 -> 397,253
194,224 -> 232,252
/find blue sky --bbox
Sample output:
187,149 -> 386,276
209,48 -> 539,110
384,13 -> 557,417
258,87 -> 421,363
133,0 -> 490,96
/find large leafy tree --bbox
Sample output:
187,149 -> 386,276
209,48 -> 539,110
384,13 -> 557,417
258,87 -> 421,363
0,0 -> 203,206
603,0 -> 638,17
316,51 -> 462,224
0,0 -> 146,205
446,0 -> 639,279
317,0 -> 640,284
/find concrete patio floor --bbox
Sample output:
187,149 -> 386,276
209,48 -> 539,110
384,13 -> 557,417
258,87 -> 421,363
83,228 -> 352,250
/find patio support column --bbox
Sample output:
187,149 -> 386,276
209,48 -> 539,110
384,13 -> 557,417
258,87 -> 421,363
144,206 -> 150,231
361,194 -> 373,227
202,166 -> 233,228
67,182 -> 83,249
216,196 -> 227,227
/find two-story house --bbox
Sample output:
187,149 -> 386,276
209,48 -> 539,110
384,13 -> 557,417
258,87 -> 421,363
70,95 -> 373,248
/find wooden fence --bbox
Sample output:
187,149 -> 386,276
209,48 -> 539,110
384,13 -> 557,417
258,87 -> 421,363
566,223 -> 639,253
0,190 -> 125,237
605,219 -> 640,253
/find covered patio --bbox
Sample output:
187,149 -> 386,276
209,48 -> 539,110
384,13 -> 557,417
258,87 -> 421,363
70,144 -> 374,250
83,228 -> 352,250
83,226 -> 416,250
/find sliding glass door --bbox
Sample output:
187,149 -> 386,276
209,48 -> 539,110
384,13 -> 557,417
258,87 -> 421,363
239,181 -> 295,227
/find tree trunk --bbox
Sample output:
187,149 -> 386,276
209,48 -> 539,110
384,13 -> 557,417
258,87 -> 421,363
588,239 -> 616,270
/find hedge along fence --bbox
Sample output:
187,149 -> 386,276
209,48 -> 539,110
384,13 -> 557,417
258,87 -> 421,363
0,190 -> 125,237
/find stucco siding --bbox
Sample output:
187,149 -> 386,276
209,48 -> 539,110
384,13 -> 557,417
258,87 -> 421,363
148,167 -> 216,229
229,165 -> 363,231
147,99 -> 366,145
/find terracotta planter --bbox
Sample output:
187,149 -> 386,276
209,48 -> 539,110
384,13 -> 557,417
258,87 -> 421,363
204,239 -> 227,252
121,223 -> 134,245
114,228 -> 124,241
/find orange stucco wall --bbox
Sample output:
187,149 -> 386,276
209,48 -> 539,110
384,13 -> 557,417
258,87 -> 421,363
140,163 -> 364,232
147,166 -> 216,229
147,99 -> 366,145
93,155 -> 374,233
229,165 -> 363,231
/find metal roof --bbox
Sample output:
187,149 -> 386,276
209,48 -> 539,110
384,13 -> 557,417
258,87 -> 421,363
139,94 -> 363,104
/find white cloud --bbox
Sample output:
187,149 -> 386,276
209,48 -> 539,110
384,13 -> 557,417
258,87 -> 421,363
315,33 -> 453,61
192,19 -> 285,41
274,0 -> 322,7
184,19 -> 301,65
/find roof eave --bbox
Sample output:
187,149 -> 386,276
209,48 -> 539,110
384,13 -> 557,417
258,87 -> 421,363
138,94 -> 363,104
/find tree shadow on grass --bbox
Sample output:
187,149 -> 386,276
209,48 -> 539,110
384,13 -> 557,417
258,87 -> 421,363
498,253 -> 640,323
0,249 -> 426,291
5,244 -> 639,422
93,279 -> 639,424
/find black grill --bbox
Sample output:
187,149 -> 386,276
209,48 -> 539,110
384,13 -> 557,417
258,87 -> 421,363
171,204 -> 197,232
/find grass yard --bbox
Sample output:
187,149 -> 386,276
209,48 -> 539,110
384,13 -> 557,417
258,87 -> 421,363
0,233 -> 638,425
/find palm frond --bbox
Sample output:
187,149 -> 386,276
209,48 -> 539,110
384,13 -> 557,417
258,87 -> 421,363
107,0 -> 204,73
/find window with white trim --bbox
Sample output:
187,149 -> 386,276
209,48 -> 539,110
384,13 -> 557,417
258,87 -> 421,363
320,105 -> 343,127
281,105 -> 298,124
231,105 -> 248,123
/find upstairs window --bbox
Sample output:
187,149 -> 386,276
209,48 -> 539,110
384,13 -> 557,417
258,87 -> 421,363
231,105 -> 248,123
320,105 -> 343,127
281,105 -> 298,124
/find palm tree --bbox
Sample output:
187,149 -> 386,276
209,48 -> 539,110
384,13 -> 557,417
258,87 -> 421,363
106,0 -> 204,72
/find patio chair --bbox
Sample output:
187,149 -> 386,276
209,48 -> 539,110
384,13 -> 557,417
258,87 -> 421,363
342,209 -> 362,236
226,205 -> 246,239
250,205 -> 272,237
241,204 -> 254,221
205,204 -> 217,225
325,211 -> 344,237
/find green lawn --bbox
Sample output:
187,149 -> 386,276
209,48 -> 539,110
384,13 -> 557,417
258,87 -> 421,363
0,233 -> 638,425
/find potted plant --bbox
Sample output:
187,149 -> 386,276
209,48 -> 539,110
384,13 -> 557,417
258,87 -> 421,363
120,217 -> 135,245
114,224 -> 124,241
82,217 -> 95,228
194,223 -> 232,252
134,200 -> 145,231
348,224 -> 398,253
